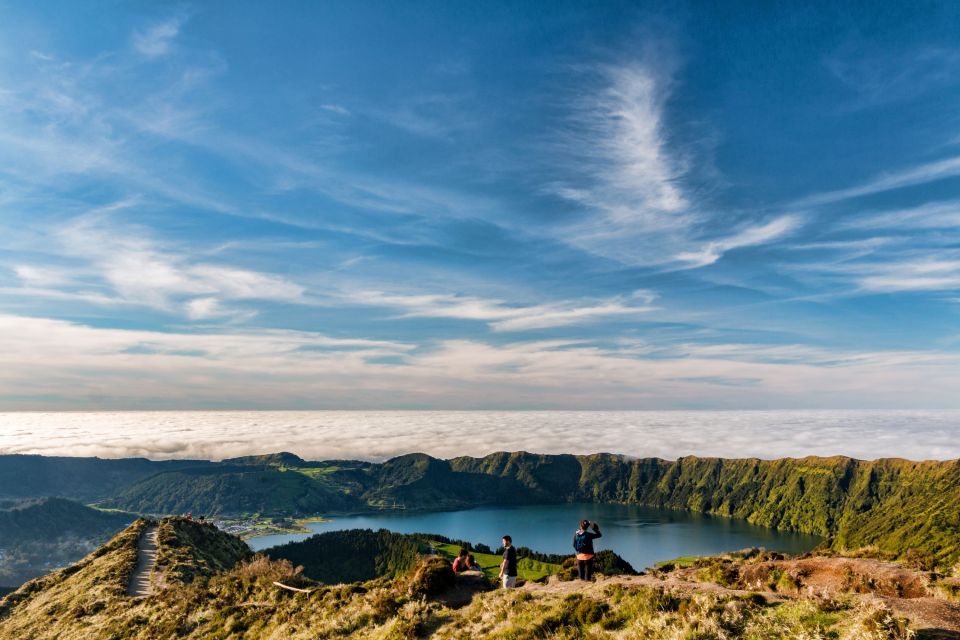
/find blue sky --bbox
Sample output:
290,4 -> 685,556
1,1 -> 959,409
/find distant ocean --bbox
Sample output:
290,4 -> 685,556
0,410 -> 958,462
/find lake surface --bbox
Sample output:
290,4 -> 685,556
248,503 -> 821,570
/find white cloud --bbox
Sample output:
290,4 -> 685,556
133,18 -> 185,58
844,199 -> 960,230
552,58 -> 697,265
549,57 -> 794,270
3,409 -> 960,462
0,314 -> 957,412
857,258 -> 960,292
674,215 -> 803,268
348,290 -> 658,332
796,155 -> 960,207
571,63 -> 687,213
6,211 -> 309,319
13,265 -> 71,287
319,103 -> 350,115
186,298 -> 249,320
797,250 -> 960,293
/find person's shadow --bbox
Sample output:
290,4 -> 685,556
916,629 -> 960,639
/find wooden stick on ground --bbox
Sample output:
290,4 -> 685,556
272,581 -> 314,594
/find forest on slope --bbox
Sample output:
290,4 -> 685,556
5,451 -> 960,569
0,498 -> 135,587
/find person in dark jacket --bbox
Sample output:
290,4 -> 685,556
499,535 -> 518,588
572,519 -> 602,581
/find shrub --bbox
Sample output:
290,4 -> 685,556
407,557 -> 455,597
903,548 -> 936,572
233,555 -> 304,585
593,550 -> 638,576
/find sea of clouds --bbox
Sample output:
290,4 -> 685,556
0,410 -> 958,462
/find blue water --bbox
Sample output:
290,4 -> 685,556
247,503 -> 821,570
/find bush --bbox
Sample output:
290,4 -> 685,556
407,557 -> 455,597
558,557 -> 578,581
903,548 -> 936,572
233,555 -> 305,586
593,550 -> 638,576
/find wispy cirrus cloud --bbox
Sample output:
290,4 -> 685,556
348,289 -> 658,332
674,215 -> 804,268
551,57 -> 694,265
856,257 -> 960,293
132,17 -> 186,58
795,155 -> 960,208
550,54 -> 799,269
842,199 -> 960,230
824,45 -> 960,108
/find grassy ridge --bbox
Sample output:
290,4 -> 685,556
0,519 -> 916,639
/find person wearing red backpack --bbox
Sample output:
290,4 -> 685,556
573,519 -> 602,581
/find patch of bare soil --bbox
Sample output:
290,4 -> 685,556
727,557 -> 931,599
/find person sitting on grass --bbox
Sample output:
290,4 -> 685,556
452,547 -> 470,573
467,553 -> 480,572
573,519 -> 602,581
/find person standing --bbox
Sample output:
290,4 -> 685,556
573,519 -> 602,581
499,535 -> 518,588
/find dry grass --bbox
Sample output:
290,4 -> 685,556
0,523 -> 929,640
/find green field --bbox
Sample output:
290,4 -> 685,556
655,556 -> 700,569
431,541 -> 560,581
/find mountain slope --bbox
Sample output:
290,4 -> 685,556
0,518 -> 251,640
0,498 -> 136,587
455,452 -> 960,567
0,455 -> 213,502
10,451 -> 960,569
0,498 -> 134,547
264,529 -> 425,583
99,465 -> 358,516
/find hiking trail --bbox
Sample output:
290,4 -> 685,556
126,525 -> 158,598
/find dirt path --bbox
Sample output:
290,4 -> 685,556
126,526 -> 158,598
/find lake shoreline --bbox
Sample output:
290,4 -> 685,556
244,502 -> 823,571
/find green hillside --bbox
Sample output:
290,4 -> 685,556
9,452 -> 960,570
431,540 -> 560,581
98,465 -> 358,516
265,529 -> 425,583
0,498 -> 134,547
0,455 -> 213,502
0,498 -> 135,588
262,529 -> 576,584
452,452 -> 960,569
